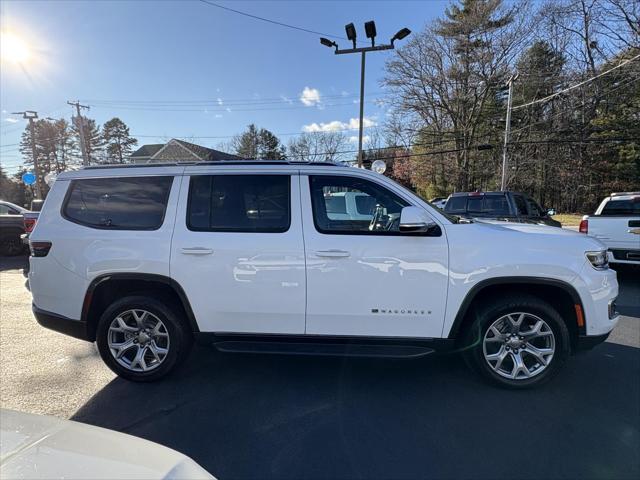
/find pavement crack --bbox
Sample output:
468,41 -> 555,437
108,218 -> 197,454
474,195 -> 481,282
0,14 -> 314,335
119,400 -> 191,433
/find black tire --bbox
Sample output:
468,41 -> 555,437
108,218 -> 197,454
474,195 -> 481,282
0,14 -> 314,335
0,233 -> 24,256
96,295 -> 192,382
462,294 -> 570,389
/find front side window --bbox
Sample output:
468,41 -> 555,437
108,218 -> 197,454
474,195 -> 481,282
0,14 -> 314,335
513,195 -> 529,216
63,176 -> 173,230
526,197 -> 544,217
309,175 -> 408,234
188,175 -> 290,232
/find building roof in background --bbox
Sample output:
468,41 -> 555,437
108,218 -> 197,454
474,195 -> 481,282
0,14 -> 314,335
130,144 -> 164,159
130,139 -> 241,163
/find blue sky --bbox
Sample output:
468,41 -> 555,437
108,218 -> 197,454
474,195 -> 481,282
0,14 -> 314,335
1,0 -> 448,173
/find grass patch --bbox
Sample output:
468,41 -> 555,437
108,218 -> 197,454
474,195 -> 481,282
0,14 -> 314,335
552,214 -> 584,226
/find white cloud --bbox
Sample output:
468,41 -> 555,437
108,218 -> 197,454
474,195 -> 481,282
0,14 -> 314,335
215,114 -> 223,118
4,117 -> 19,123
280,95 -> 293,104
341,90 -> 349,97
300,87 -> 321,107
225,107 -> 232,113
217,97 -> 223,105
302,117 -> 376,133
349,135 -> 370,143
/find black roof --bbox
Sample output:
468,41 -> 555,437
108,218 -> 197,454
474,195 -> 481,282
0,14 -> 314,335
130,144 -> 164,158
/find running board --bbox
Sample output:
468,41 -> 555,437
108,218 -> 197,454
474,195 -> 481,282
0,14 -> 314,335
212,341 -> 435,358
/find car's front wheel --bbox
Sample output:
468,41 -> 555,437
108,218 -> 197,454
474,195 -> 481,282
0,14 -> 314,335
463,294 -> 570,389
96,296 -> 192,382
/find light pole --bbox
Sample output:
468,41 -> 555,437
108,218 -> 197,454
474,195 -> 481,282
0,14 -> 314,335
320,22 -> 410,168
500,73 -> 518,191
12,110 -> 41,199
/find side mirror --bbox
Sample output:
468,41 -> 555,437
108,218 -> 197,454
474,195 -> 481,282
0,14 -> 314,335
399,206 -> 437,233
547,208 -> 556,216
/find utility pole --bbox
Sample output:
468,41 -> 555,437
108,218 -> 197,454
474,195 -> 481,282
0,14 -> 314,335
12,111 -> 41,199
500,74 -> 518,191
357,51 -> 366,169
321,22 -> 410,168
68,100 -> 90,166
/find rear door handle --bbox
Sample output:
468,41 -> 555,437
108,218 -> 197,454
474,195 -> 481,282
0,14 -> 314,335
181,247 -> 214,255
315,249 -> 350,258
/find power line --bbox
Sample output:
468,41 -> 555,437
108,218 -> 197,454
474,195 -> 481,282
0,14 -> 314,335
81,92 -> 379,106
511,74 -> 640,135
198,0 -> 349,43
512,53 -> 640,111
87,100 -> 380,113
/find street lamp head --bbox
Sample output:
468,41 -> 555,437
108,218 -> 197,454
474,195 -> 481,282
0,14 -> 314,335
391,27 -> 411,44
364,21 -> 377,46
320,37 -> 338,50
345,23 -> 357,48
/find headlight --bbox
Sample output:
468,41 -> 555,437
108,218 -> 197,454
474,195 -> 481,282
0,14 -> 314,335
586,250 -> 608,270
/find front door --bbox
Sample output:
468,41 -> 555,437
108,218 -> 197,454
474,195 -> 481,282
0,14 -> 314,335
301,173 -> 449,338
171,169 -> 306,334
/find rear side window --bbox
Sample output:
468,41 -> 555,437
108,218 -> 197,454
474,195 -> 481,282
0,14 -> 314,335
600,198 -> 640,216
63,176 -> 173,230
445,194 -> 510,215
188,175 -> 290,232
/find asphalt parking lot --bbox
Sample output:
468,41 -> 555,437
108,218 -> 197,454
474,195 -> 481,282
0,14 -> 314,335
1,255 -> 638,479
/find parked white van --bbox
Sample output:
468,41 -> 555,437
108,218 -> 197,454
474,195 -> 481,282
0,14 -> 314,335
28,161 -> 619,388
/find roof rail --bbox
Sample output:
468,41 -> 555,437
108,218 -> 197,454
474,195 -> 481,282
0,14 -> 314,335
610,191 -> 640,196
82,160 -> 348,170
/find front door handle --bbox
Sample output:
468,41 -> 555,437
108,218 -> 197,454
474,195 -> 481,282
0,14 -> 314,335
181,247 -> 214,255
315,249 -> 350,258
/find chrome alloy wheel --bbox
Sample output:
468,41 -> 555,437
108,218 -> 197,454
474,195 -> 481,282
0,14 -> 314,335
107,309 -> 170,372
482,312 -> 555,380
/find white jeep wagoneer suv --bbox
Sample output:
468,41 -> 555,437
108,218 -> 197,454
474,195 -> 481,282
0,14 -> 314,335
28,161 -> 619,388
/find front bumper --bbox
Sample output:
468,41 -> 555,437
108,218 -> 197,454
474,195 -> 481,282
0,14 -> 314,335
32,304 -> 90,341
575,331 -> 611,351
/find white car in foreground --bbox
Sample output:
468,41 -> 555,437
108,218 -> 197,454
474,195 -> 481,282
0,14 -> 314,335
28,161 -> 619,388
580,191 -> 640,264
0,409 -> 213,479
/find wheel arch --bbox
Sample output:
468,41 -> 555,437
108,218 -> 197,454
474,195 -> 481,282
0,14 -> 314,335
448,277 -> 585,349
82,273 -> 199,341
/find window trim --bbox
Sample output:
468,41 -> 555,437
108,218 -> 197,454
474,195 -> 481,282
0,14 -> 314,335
308,175 -> 437,237
186,174 -> 292,234
61,176 -> 174,231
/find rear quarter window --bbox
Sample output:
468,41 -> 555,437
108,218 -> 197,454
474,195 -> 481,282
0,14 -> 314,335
63,176 -> 174,230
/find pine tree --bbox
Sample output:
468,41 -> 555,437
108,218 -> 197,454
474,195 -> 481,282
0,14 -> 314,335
102,117 -> 138,163
232,124 -> 285,159
72,116 -> 104,164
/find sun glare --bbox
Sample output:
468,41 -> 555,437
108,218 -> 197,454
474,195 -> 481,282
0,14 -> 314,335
1,32 -> 31,64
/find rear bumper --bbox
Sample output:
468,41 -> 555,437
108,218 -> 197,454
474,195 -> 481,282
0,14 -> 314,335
32,304 -> 90,341
575,331 -> 611,351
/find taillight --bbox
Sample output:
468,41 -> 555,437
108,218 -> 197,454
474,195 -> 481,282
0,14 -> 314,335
30,241 -> 52,257
579,218 -> 588,234
24,217 -> 36,233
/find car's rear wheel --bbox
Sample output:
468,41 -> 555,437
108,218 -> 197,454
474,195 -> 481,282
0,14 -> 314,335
463,294 -> 570,389
96,296 -> 192,382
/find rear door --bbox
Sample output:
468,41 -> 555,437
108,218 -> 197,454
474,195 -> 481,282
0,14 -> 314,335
170,167 -> 306,334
